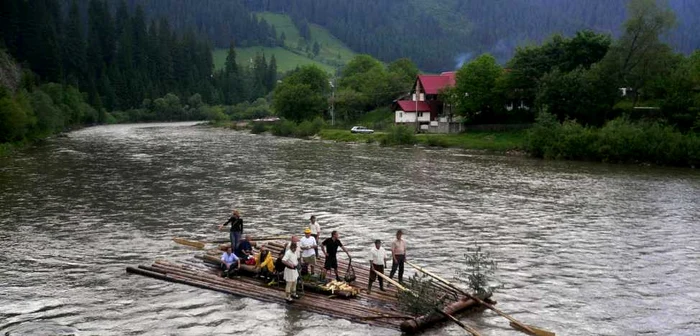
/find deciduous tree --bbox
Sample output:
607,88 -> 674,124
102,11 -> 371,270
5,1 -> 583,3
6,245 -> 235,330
455,54 -> 503,122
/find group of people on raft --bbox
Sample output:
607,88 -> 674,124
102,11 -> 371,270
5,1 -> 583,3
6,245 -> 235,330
217,210 -> 408,302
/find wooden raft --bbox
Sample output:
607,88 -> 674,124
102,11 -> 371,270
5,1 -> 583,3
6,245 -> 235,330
126,240 -> 490,333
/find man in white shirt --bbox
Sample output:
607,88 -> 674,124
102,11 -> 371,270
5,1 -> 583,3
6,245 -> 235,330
286,235 -> 301,259
220,245 -> 240,278
299,228 -> 318,275
309,215 -> 321,257
367,239 -> 388,293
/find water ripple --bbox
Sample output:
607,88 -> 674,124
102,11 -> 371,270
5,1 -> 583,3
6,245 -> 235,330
1,122 -> 699,335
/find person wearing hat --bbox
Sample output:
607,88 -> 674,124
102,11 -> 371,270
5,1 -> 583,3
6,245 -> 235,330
299,227 -> 318,275
367,239 -> 388,293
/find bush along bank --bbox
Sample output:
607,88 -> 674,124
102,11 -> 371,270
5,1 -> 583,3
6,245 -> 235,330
526,112 -> 700,168
217,114 -> 698,168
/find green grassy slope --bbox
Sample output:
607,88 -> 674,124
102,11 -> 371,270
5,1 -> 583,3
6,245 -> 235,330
213,47 -> 336,74
213,12 -> 355,74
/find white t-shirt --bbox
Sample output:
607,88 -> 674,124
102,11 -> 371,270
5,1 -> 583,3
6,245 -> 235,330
368,246 -> 388,266
285,241 -> 301,258
299,236 -> 317,258
282,248 -> 299,282
310,221 -> 321,235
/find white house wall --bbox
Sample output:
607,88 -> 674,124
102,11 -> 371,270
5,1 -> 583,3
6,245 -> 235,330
395,111 -> 431,123
395,110 -> 415,123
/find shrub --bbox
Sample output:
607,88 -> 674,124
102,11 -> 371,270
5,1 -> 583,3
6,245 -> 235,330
459,245 -> 500,299
292,117 -> 324,138
380,125 -> 416,146
250,122 -> 267,134
527,112 -> 700,167
526,111 -> 560,158
422,135 -> 450,148
203,106 -> 229,123
270,119 -> 296,137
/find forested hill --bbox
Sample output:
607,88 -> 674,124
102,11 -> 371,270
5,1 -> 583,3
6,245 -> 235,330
242,0 -> 700,72
66,0 -> 279,48
40,0 -> 700,72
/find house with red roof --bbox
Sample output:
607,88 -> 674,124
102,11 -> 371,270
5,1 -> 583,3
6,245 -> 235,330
394,72 -> 461,132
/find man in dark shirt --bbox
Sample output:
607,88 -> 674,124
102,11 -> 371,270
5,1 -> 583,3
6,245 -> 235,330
321,230 -> 351,281
235,235 -> 254,260
218,210 -> 243,250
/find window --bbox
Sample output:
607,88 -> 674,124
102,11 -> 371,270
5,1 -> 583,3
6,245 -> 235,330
418,112 -> 423,117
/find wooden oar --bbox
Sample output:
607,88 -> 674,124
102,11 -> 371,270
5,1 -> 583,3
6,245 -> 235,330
211,235 -> 289,244
405,261 -> 554,336
172,237 -> 205,249
373,270 -> 482,336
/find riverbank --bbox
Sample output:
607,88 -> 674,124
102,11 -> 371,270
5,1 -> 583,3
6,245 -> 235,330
318,129 -> 526,152
212,120 -> 699,168
0,142 -> 18,157
211,120 -> 527,152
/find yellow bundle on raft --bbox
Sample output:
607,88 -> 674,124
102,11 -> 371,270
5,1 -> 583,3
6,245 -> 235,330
321,280 -> 360,296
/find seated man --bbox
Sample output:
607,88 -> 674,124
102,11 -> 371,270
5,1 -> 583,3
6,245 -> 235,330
235,234 -> 254,260
221,245 -> 240,278
255,244 -> 275,281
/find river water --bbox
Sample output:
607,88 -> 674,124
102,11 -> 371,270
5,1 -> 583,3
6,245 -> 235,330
1,122 -> 699,336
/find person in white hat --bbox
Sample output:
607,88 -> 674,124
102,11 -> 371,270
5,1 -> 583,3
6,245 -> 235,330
300,227 -> 318,275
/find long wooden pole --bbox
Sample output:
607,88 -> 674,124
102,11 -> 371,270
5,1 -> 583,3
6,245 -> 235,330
173,237 -> 205,249
405,261 -> 554,336
373,270 -> 482,336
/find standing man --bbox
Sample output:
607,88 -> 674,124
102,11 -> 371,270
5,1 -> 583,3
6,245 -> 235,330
220,245 -> 240,278
286,235 -> 301,259
219,210 -> 243,250
321,230 -> 351,282
367,239 -> 388,293
282,242 -> 300,302
299,228 -> 318,275
309,215 -> 321,257
389,229 -> 407,284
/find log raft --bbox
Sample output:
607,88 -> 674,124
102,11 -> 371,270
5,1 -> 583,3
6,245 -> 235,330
126,240 -> 491,333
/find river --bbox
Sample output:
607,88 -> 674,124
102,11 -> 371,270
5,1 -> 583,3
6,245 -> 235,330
1,122 -> 699,336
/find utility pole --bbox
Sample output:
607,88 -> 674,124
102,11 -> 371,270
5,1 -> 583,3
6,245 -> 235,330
329,79 -> 335,126
415,79 -> 420,133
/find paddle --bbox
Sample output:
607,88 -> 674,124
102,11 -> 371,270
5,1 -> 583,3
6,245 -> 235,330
172,237 -> 205,249
211,235 -> 290,244
373,270 -> 482,336
405,261 -> 554,336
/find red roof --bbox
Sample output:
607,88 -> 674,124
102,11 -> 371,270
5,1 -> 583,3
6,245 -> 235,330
396,100 -> 431,112
418,72 -> 456,95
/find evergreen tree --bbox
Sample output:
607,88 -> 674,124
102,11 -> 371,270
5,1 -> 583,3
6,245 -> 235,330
266,55 -> 278,92
23,0 -> 63,82
313,41 -> 321,57
156,18 -> 175,93
63,0 -> 86,88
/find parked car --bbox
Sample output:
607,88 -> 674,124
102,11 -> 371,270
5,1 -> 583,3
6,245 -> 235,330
350,126 -> 374,134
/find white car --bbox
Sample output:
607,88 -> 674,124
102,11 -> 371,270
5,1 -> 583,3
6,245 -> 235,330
350,126 -> 374,134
